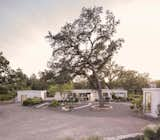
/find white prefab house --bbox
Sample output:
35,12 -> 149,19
142,88 -> 160,118
54,89 -> 127,101
17,90 -> 47,103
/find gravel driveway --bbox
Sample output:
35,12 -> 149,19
0,102 -> 155,140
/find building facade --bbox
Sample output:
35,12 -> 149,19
54,89 -> 127,102
143,88 -> 160,118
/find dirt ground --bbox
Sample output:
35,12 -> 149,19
0,102 -> 156,140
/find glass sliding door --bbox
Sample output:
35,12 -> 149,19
144,92 -> 151,113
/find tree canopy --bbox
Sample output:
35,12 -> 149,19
102,61 -> 123,88
46,7 -> 123,106
0,52 -> 10,85
154,80 -> 160,88
48,82 -> 73,98
112,70 -> 149,93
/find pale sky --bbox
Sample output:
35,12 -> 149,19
0,0 -> 160,79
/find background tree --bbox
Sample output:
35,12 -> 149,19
0,52 -> 10,86
27,74 -> 46,90
8,68 -> 29,90
0,53 -> 29,100
48,84 -> 58,97
73,79 -> 90,89
46,7 -> 123,107
154,80 -> 160,88
0,52 -> 13,95
39,70 -> 56,86
48,82 -> 73,100
113,70 -> 149,93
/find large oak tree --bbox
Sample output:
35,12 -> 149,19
46,7 -> 123,107
102,61 -> 124,89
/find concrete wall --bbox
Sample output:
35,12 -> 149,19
17,90 -> 47,102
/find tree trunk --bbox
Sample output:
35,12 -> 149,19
97,79 -> 104,107
93,71 -> 104,107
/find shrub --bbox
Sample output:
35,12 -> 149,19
112,94 -> 117,100
142,125 -> 160,140
50,100 -> 60,107
135,98 -> 143,111
156,126 -> 160,139
128,94 -> 142,102
23,97 -> 43,106
130,105 -> 135,110
130,94 -> 143,112
0,93 -> 16,101
144,128 -> 156,140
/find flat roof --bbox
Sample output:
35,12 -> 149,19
17,90 -> 47,93
142,88 -> 160,92
70,89 -> 127,93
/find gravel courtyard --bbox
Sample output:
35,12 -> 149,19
0,103 -> 156,140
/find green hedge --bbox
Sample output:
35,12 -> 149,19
143,125 -> 160,140
23,97 -> 43,106
0,93 -> 16,101
49,100 -> 60,107
128,94 -> 142,102
129,94 -> 143,112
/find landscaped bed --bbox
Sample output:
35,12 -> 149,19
22,97 -> 43,106
129,94 -> 143,112
0,92 -> 16,104
49,99 -> 90,111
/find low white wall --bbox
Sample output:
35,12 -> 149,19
17,90 -> 46,102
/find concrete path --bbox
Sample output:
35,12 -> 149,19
35,102 -> 50,108
73,102 -> 92,110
